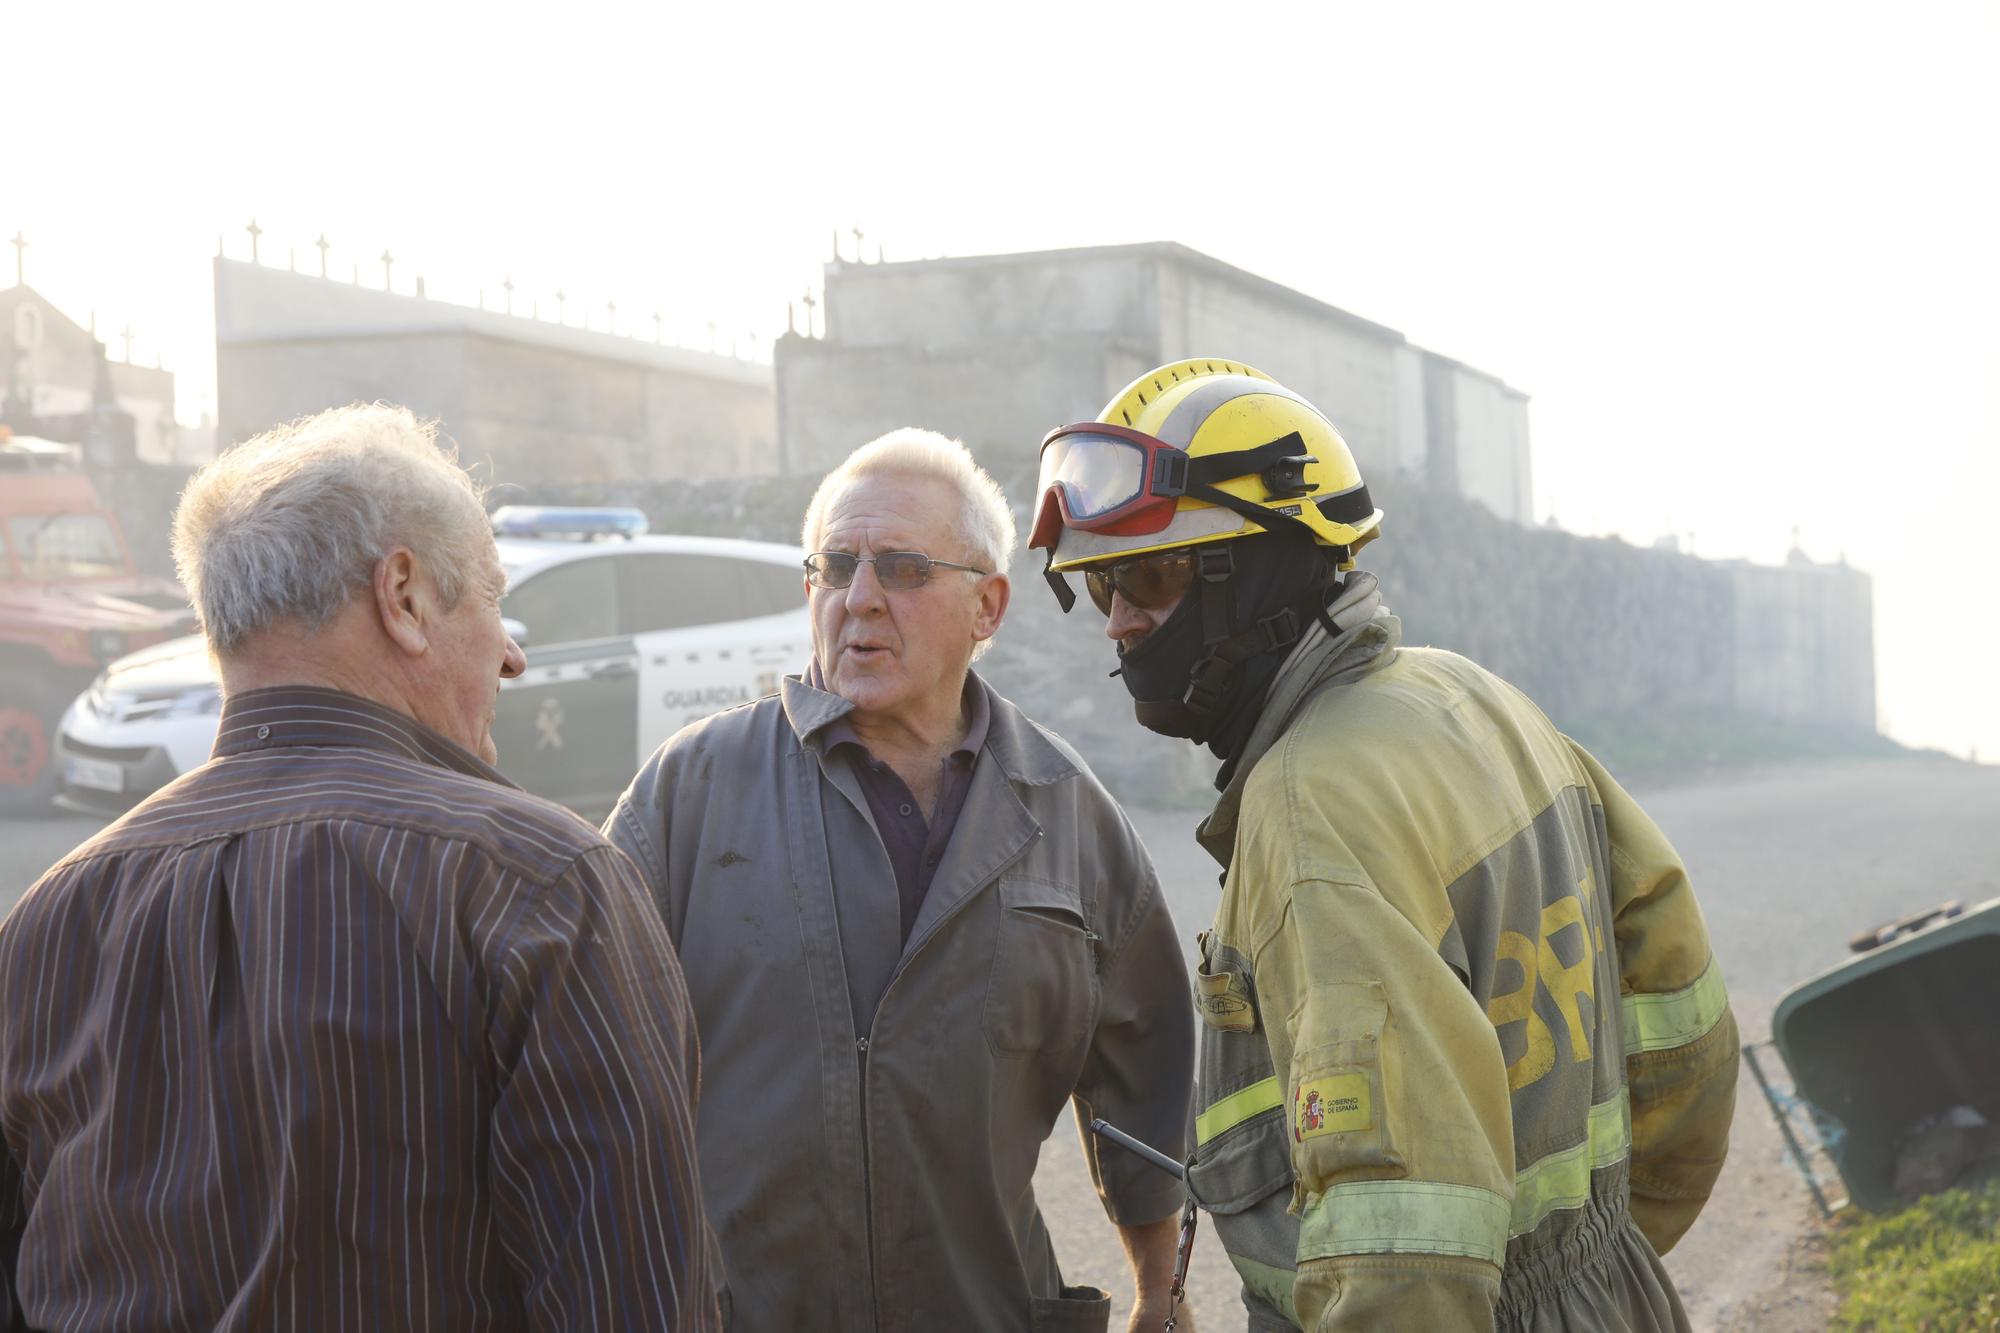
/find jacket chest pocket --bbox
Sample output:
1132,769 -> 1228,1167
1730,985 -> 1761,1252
984,875 -> 1098,1057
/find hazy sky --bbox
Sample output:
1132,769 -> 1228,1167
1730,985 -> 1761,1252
9,1 -> 1997,758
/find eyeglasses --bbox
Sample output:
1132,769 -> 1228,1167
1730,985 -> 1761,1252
804,550 -> 990,591
1084,549 -> 1196,616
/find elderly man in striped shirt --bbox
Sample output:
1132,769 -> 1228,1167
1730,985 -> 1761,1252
0,404 -> 719,1330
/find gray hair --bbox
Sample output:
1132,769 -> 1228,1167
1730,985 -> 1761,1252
801,427 -> 1017,573
172,403 -> 493,655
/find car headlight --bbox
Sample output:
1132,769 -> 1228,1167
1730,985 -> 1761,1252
165,684 -> 223,717
89,628 -> 128,663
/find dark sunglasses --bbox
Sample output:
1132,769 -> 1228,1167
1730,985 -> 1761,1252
804,550 -> 989,591
1084,549 -> 1197,616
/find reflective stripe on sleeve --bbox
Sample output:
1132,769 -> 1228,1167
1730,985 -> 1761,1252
1297,1179 -> 1511,1267
1195,1076 -> 1283,1146
1510,1091 -> 1631,1238
1621,957 -> 1729,1056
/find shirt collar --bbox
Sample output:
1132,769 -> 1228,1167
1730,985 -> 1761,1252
792,661 -> 991,761
211,685 -> 515,787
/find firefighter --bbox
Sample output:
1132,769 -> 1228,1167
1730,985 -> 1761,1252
1028,359 -> 1738,1331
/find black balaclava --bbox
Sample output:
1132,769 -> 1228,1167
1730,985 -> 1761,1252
1116,530 -> 1335,776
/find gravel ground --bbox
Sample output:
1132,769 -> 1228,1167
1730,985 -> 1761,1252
8,754 -> 1999,1329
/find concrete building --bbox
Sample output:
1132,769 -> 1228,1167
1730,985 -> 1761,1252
776,241 -> 1534,522
1,283 -> 181,465
215,258 -> 777,487
1728,550 -> 1877,731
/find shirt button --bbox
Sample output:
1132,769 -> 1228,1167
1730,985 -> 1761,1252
256,725 -> 271,740
899,803 -> 913,817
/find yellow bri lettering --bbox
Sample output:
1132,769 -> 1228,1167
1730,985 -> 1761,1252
1537,894 -> 1597,1062
1487,930 -> 1554,1092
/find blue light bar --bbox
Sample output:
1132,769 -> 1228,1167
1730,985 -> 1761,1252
490,506 -> 650,540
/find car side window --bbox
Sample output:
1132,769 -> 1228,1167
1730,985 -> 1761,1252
504,556 -> 620,647
739,558 -> 809,618
620,554 -> 804,634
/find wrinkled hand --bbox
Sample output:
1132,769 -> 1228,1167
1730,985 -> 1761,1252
1128,1297 -> 1195,1333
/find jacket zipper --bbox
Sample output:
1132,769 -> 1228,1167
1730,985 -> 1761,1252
857,1033 -> 878,1329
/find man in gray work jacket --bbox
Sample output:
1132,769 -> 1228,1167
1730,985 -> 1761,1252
606,428 -> 1196,1333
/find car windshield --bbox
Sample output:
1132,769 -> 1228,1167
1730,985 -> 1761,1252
7,513 -> 125,578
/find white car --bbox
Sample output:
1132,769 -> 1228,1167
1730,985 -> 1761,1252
55,509 -> 811,818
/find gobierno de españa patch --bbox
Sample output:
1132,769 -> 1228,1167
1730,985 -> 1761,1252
1294,1072 -> 1372,1141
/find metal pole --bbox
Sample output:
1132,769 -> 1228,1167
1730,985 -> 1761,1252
1088,1118 -> 1186,1181
1741,1042 -> 1836,1218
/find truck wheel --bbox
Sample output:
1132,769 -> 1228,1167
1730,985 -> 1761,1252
0,677 -> 67,818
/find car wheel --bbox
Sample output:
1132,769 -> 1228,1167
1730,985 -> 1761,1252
0,675 -> 67,818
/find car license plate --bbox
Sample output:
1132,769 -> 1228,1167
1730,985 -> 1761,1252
64,755 -> 124,793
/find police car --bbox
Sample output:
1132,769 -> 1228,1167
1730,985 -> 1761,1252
53,507 -> 811,819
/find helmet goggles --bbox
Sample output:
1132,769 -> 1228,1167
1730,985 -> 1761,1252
1028,423 -> 1191,551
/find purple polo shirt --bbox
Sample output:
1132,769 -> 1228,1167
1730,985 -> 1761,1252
811,663 -> 991,943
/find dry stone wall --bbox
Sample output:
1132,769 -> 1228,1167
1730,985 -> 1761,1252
539,470 -> 1875,801
88,458 -> 1875,799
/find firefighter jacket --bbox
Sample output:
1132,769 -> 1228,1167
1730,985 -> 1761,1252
605,673 -> 1193,1332
1186,572 -> 1738,1331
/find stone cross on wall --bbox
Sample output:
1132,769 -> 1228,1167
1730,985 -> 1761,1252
652,310 -> 663,342
801,288 -> 818,337
119,324 -> 134,361
606,298 -> 617,332
315,234 -> 331,277
246,219 -> 262,264
851,226 -> 864,263
555,289 -> 567,323
502,276 -> 514,314
380,250 -> 395,290
8,231 -> 24,286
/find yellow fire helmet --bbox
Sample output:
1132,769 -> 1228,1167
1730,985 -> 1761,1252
1028,359 -> 1383,598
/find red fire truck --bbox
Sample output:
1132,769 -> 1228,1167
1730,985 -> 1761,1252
0,431 -> 195,814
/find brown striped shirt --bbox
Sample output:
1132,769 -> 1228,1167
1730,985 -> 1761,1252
0,686 -> 718,1331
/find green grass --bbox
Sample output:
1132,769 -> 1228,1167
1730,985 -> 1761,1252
1829,1181 -> 2000,1331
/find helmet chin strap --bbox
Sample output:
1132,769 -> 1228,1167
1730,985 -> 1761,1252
1136,479 -> 1351,737
1130,539 -> 1345,742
